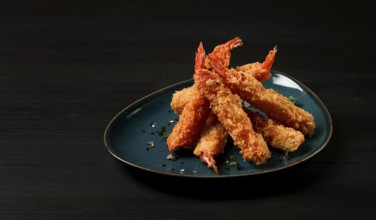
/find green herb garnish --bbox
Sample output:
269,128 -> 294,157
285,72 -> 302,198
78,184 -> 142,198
288,96 -> 298,104
157,126 -> 170,139
228,155 -> 239,169
243,100 -> 251,108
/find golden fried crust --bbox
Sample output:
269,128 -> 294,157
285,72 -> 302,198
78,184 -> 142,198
235,46 -> 276,82
171,87 -> 228,173
167,86 -> 210,152
235,62 -> 271,82
170,85 -> 201,115
205,37 -> 243,70
245,109 -> 305,152
224,68 -> 315,136
194,69 -> 271,165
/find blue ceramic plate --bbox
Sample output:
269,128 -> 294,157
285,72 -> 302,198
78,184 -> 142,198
104,70 -> 332,178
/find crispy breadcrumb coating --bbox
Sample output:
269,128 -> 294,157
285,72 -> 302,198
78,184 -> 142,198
244,108 -> 305,152
167,89 -> 210,151
171,85 -> 201,115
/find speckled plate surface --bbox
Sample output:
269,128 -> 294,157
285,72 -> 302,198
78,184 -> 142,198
104,70 -> 332,178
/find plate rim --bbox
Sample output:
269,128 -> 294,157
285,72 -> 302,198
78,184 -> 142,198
104,70 -> 333,178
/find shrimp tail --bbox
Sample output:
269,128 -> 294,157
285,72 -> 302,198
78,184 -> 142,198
195,42 -> 206,71
225,37 -> 243,50
205,37 -> 243,69
207,54 -> 228,79
200,153 -> 219,174
262,46 -> 277,71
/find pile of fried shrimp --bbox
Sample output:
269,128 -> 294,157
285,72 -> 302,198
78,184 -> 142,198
167,37 -> 315,174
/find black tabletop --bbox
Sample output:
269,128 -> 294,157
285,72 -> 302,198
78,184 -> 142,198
1,0 -> 375,219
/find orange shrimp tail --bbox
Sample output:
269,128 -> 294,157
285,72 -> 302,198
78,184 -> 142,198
195,42 -> 206,72
201,153 -> 219,174
262,46 -> 278,71
208,54 -> 227,79
206,37 -> 243,69
225,37 -> 243,50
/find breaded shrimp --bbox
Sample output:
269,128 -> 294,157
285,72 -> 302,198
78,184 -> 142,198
166,90 -> 210,151
167,43 -> 211,152
171,90 -> 228,172
209,55 -> 315,137
244,108 -> 305,152
194,68 -> 271,165
170,85 -> 228,172
235,46 -> 277,82
193,113 -> 228,173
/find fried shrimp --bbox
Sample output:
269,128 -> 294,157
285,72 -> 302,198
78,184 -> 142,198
193,113 -> 228,173
194,68 -> 271,165
166,88 -> 210,151
169,83 -> 227,173
209,55 -> 315,137
235,46 -> 277,82
167,43 -> 211,152
244,108 -> 305,152
171,91 -> 228,173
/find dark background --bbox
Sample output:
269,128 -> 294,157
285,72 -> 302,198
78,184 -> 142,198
1,0 -> 375,219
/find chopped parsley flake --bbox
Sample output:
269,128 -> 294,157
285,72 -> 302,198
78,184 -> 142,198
229,155 -> 239,169
243,100 -> 251,107
157,126 -> 170,139
284,151 -> 289,160
288,96 -> 298,104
